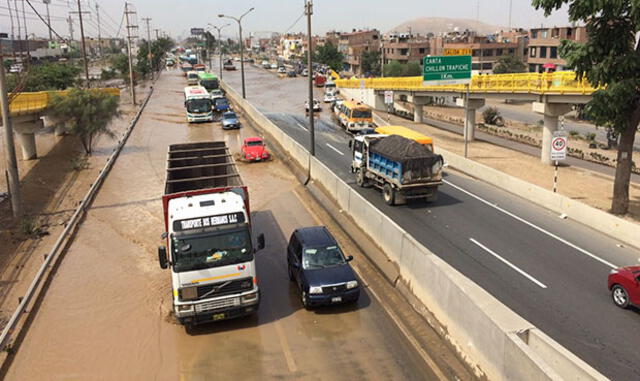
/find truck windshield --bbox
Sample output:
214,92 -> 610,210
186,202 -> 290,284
172,227 -> 253,273
352,109 -> 372,119
186,99 -> 211,113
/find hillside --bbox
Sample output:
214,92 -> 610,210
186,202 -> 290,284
390,17 -> 502,36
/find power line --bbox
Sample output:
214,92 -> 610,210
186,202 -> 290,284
24,0 -> 69,41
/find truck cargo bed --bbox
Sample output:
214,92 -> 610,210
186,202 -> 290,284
165,142 -> 242,195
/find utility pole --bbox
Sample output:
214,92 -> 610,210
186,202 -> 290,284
124,2 -> 137,105
306,0 -> 315,157
95,3 -> 102,57
6,1 -> 15,58
142,17 -> 152,74
43,0 -> 53,40
0,51 -> 22,218
67,15 -> 74,41
71,0 -> 91,87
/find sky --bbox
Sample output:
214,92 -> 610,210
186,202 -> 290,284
1,0 -> 571,41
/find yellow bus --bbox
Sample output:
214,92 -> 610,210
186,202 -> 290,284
335,100 -> 374,133
374,125 -> 434,151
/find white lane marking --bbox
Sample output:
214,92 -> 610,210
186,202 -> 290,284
444,179 -> 618,269
325,143 -> 344,156
470,238 -> 548,289
296,122 -> 308,131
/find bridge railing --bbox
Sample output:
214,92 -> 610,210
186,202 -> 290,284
7,88 -> 121,116
335,71 -> 596,95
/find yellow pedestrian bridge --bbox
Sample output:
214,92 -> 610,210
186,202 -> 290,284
5,87 -> 121,161
335,71 -> 596,96
335,72 -> 596,165
6,87 -> 121,116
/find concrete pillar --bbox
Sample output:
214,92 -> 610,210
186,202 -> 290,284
16,132 -> 37,160
456,98 -> 486,141
373,92 -> 386,111
413,103 -> 424,123
12,115 -> 44,161
533,102 -> 572,165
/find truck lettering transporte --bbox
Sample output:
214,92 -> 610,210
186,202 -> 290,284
350,129 -> 443,205
158,142 -> 265,326
184,86 -> 213,123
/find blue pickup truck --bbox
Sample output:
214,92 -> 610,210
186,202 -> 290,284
350,134 -> 443,205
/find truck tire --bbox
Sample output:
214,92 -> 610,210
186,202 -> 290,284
383,184 -> 396,206
356,170 -> 368,188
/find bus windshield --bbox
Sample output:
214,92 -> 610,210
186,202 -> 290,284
200,80 -> 219,90
352,109 -> 372,119
186,98 -> 212,113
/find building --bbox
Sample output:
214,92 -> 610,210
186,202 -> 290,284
278,33 -> 305,61
381,33 -> 430,65
439,31 -> 526,74
527,26 -> 587,72
338,29 -> 380,76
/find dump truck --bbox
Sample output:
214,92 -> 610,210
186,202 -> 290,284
157,141 -> 265,327
349,134 -> 444,205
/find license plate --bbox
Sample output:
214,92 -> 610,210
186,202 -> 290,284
256,157 -> 261,161
213,313 -> 226,321
331,297 -> 342,303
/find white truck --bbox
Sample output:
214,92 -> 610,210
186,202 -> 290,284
158,142 -> 265,327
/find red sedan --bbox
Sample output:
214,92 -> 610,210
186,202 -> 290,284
241,137 -> 270,162
608,266 -> 640,308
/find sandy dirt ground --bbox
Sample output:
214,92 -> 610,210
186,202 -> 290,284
0,70 -> 471,381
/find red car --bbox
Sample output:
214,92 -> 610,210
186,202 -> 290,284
608,266 -> 640,308
241,137 -> 270,162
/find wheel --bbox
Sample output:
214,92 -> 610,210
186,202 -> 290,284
382,184 -> 396,206
288,264 -> 294,281
612,285 -> 630,309
355,170 -> 368,188
301,291 -> 311,310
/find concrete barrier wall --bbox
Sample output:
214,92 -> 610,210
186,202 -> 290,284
223,80 -> 607,381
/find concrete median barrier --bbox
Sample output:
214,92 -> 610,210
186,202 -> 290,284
222,80 -> 607,381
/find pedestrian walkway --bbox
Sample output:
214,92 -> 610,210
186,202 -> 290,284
375,110 -> 640,222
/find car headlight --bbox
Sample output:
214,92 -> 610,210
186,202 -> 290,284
348,122 -> 355,127
309,286 -> 323,294
346,280 -> 358,289
262,153 -> 269,158
246,154 -> 254,159
179,286 -> 198,301
609,269 -> 619,274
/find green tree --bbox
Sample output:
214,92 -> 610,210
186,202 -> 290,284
314,42 -> 344,72
404,62 -> 422,76
383,61 -> 404,77
492,55 -> 527,74
6,63 -> 81,92
110,53 -> 130,76
532,0 -> 640,214
48,89 -> 120,154
383,61 -> 422,77
361,50 -> 381,76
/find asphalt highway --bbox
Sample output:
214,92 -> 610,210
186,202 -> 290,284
221,62 -> 640,380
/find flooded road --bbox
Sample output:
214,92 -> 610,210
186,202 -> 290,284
3,70 -> 438,380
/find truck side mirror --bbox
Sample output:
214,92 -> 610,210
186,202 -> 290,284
158,246 -> 168,269
346,255 -> 354,262
256,233 -> 265,251
348,140 -> 352,149
161,232 -> 168,239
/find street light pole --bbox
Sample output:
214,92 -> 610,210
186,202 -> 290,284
0,51 -> 22,217
305,0 -> 314,157
219,7 -> 254,99
208,23 -> 230,80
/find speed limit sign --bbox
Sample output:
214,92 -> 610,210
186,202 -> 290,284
551,131 -> 567,161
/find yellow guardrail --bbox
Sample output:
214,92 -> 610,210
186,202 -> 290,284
335,71 -> 596,95
7,88 -> 121,116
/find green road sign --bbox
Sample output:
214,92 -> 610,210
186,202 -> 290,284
423,55 -> 472,86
